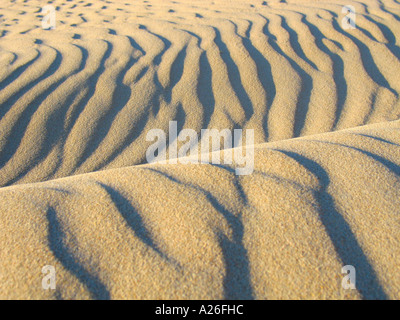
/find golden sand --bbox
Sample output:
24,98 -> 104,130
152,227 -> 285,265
0,0 -> 399,299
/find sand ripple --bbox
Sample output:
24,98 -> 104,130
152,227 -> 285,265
0,0 -> 400,299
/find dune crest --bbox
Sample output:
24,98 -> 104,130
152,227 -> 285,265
1,0 -> 400,186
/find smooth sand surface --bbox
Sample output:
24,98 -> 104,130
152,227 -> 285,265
0,0 -> 399,299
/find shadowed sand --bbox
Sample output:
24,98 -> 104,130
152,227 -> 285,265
0,0 -> 400,299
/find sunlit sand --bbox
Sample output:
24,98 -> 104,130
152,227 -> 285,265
0,0 -> 399,299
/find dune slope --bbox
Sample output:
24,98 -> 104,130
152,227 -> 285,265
1,0 -> 400,185
0,120 -> 400,299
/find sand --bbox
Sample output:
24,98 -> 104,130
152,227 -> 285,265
0,0 -> 399,299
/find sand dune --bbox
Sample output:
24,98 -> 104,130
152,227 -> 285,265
0,0 -> 400,299
1,120 -> 399,299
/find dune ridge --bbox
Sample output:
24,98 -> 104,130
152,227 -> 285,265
0,0 -> 400,299
1,0 -> 400,186
1,119 -> 399,299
